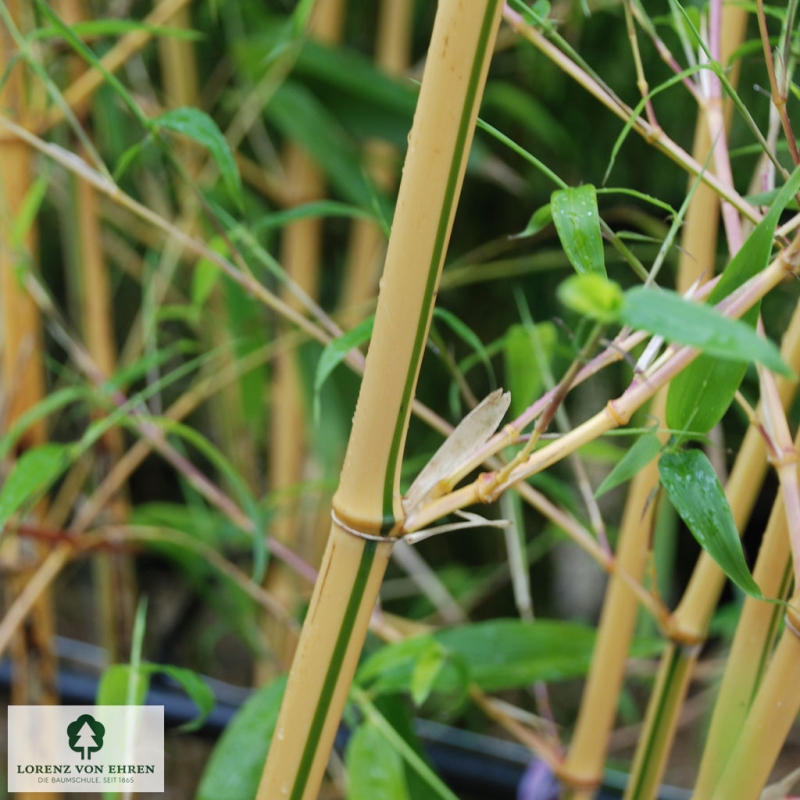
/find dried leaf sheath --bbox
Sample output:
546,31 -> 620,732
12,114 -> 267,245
256,3 -> 503,799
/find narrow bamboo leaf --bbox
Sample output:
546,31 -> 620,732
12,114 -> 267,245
433,307 -> 494,384
0,387 -> 86,460
551,185 -> 606,276
594,431 -> 662,498
346,723 -> 411,800
192,236 -> 226,306
96,665 -> 149,706
237,32 -> 417,122
196,676 -> 287,800
357,696 -> 457,800
621,287 -> 793,377
356,619 -> 662,695
33,0 -> 147,127
410,644 -> 446,708
402,389 -> 511,515
12,172 -> 49,249
113,137 -> 150,181
129,505 -> 260,650
667,165 -> 800,437
514,204 -> 553,238
144,418 -> 266,581
153,107 -> 242,207
659,450 -> 762,597
482,82 -> 569,153
712,166 -> 800,303
254,200 -> 377,232
105,340 -> 199,391
745,189 -> 800,211
0,444 -> 71,528
314,316 -> 374,425
578,437 -> 626,464
557,273 -> 624,323
149,665 -> 216,732
503,322 -> 557,418
31,20 -> 202,41
266,81 -> 380,213
666,354 -> 750,439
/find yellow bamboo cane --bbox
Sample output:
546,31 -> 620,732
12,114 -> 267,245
256,4 -> 504,797
707,599 -> 800,800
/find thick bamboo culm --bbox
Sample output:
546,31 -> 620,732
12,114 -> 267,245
691,488 -> 792,798
707,600 -> 800,800
562,405 -> 663,796
256,3 -> 503,798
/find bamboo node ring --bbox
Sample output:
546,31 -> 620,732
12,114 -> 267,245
331,509 -> 397,544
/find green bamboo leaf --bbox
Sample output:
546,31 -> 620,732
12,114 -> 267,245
745,189 -> 800,211
0,387 -> 87,460
142,418 -> 265,581
482,82 -> 569,153
113,137 -> 150,181
105,340 -> 199,392
290,0 -> 317,34
237,32 -> 417,125
621,287 -> 793,377
513,203 -> 553,239
503,322 -> 557,418
192,236 -> 226,307
665,356 -> 751,440
254,200 -> 377,232
356,619 -> 662,695
667,164 -> 800,438
96,665 -> 149,706
710,166 -> 800,303
346,723 -> 411,800
594,431 -> 662,498
266,81 -> 382,213
12,172 -> 49,249
433,307 -> 494,385
557,273 -> 624,323
151,665 -> 216,732
153,107 -> 242,207
314,316 -> 374,425
551,185 -> 606,276
659,450 -> 762,597
33,0 -> 147,126
196,676 -> 287,800
30,20 -> 202,41
0,444 -> 71,528
410,644 -> 446,708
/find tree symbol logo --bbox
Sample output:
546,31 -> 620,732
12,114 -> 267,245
67,714 -> 105,760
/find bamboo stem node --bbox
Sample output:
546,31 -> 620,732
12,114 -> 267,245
605,398 -> 631,427
767,448 -> 799,468
330,509 -> 400,544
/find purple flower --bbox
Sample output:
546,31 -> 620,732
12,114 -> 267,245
518,758 -> 560,800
